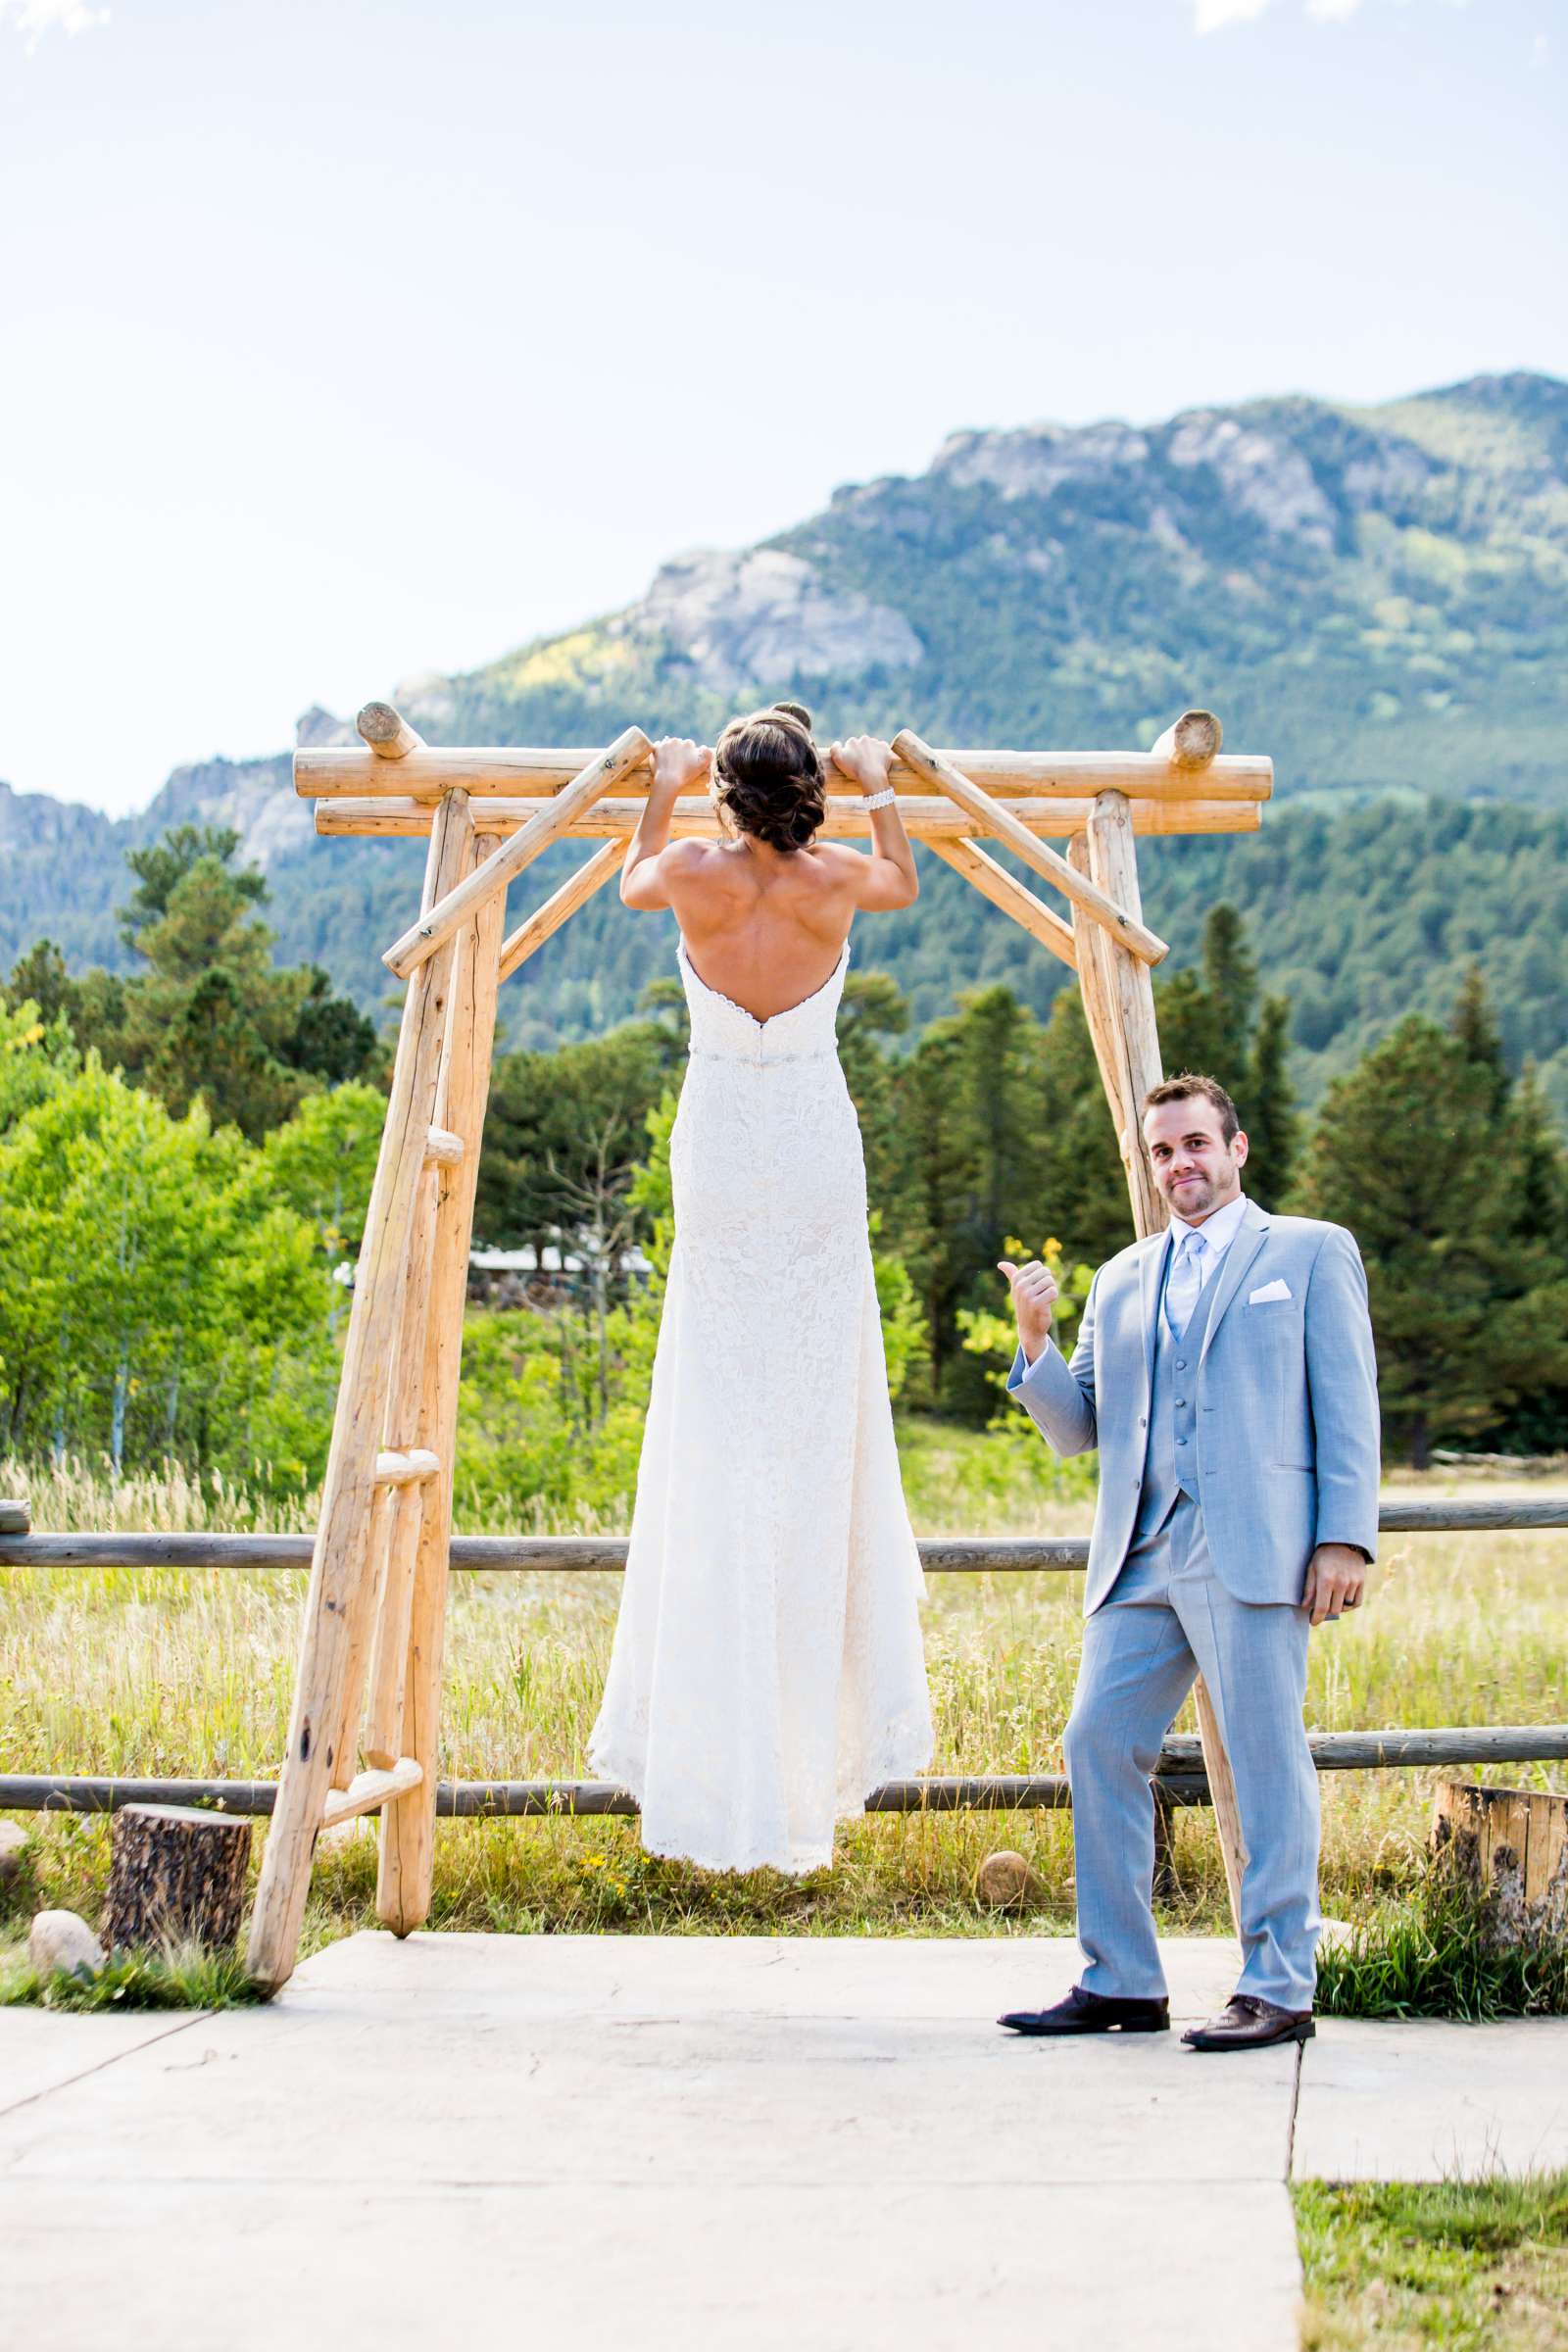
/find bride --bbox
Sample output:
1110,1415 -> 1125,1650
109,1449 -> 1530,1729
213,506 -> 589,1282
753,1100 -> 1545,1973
587,704 -> 933,1873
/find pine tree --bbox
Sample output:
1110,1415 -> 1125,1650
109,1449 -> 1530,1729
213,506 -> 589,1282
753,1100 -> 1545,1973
1291,1014 -> 1568,1465
1484,1059 -> 1568,1454
1244,995 -> 1297,1209
1199,902 -> 1257,1084
1032,988 -> 1130,1266
1449,964 -> 1510,1117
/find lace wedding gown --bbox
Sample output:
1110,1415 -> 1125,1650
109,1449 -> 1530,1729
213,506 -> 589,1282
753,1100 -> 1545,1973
588,934 -> 932,1873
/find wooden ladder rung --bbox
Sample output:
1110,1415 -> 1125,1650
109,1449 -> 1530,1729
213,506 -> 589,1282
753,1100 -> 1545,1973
424,1127 -> 465,1166
320,1759 -> 423,1828
372,1447 -> 442,1486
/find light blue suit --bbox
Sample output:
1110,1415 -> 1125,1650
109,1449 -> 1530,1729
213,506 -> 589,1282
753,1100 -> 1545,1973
1007,1198 -> 1380,2009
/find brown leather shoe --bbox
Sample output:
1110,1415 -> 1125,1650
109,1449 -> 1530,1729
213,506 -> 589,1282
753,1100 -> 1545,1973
1000,1984 -> 1169,2036
1182,1993 -> 1314,2052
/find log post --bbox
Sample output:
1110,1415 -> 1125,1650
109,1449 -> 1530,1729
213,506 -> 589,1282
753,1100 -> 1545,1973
377,843 -> 508,1935
104,1803 -> 252,1953
361,1126 -> 447,1771
327,810 -> 456,1796
1075,784 -> 1249,1936
1065,837 -> 1141,1199
0,1497 -> 29,1536
327,1480 -> 395,1791
246,790 -> 478,1994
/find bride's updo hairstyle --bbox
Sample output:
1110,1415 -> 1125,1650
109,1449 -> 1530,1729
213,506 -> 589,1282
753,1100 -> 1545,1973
711,702 -> 826,854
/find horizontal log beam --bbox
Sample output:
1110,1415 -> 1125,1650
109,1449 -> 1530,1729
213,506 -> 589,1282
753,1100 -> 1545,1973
2,1502 -> 1563,1576
317,795 -> 1262,844
7,1728 -> 1565,1819
296,743 -> 1274,805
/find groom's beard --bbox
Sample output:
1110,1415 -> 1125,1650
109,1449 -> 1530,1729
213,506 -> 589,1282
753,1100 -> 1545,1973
1161,1166 -> 1241,1219
1163,1172 -> 1215,1216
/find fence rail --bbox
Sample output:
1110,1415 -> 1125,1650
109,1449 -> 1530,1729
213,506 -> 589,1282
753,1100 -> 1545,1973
2,1499 -> 1562,1823
5,1727 -> 1567,1821
1,1496 -> 1563,1578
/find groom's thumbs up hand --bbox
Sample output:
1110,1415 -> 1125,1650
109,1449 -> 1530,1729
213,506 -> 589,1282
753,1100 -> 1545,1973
998,1259 -> 1058,1363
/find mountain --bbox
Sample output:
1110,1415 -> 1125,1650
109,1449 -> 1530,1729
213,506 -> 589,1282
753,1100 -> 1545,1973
4,372 -> 1565,1107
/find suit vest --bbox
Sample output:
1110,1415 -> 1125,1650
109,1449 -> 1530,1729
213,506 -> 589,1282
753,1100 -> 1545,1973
1133,1239 -> 1224,1542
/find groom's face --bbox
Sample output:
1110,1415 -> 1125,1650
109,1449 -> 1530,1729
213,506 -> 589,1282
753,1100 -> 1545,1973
1143,1099 -> 1248,1223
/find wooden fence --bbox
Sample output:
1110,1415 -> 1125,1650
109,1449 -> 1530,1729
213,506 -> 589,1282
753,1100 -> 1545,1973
2,1496 -> 1564,1819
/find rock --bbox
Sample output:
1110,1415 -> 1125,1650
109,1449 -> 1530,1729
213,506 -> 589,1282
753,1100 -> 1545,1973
1164,410 -> 1336,548
293,704 -> 357,749
933,417 -> 1150,502
28,1909 -> 106,1979
616,546 -> 923,696
0,1819 -> 28,1887
976,1850 -> 1044,1910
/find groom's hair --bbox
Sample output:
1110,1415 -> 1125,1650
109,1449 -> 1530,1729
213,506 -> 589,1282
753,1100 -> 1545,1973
1144,1073 -> 1241,1143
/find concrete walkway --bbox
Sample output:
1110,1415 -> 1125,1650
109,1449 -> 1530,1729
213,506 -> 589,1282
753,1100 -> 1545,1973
0,1934 -> 1561,2351
1293,2014 -> 1568,2181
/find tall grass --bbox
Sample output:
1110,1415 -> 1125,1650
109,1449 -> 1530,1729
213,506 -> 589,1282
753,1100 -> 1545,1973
1,1447 -> 1564,1952
1317,1844 -> 1568,2019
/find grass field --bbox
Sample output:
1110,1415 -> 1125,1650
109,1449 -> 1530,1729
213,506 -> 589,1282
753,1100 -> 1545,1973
1,1434 -> 1564,1959
1296,2175 -> 1568,2351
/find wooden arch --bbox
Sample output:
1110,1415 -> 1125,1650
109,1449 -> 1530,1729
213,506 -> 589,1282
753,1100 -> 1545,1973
246,706 -> 1272,1988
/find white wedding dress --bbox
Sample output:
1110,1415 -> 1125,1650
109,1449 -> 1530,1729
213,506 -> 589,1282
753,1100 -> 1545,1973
588,934 -> 932,1873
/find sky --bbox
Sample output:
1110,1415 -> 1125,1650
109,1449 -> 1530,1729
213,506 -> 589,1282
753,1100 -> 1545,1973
1,0 -> 1563,815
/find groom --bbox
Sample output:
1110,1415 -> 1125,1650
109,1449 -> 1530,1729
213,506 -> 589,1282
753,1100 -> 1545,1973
996,1074 -> 1380,2051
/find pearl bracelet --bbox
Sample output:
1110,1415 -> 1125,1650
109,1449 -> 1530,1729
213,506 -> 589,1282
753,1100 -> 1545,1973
860,786 -> 897,811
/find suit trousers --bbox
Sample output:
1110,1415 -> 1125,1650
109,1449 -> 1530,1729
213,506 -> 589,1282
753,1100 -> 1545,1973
1062,1494 -> 1321,2011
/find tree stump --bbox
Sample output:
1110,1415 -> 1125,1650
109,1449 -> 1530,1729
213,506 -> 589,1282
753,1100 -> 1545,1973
104,1804 -> 253,1953
1431,1780 -> 1568,1947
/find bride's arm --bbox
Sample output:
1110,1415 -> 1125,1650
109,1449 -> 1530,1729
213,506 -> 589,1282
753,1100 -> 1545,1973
828,737 -> 919,909
621,738 -> 712,908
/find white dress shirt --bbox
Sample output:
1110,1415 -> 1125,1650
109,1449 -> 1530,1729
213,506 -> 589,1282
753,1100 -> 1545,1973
1165,1187 -> 1250,1294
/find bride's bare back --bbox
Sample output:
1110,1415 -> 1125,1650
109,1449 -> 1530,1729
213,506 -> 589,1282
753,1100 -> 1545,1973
620,713 -> 918,1022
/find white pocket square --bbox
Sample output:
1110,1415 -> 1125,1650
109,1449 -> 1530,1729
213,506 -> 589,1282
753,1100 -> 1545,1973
1249,1279 -> 1293,1304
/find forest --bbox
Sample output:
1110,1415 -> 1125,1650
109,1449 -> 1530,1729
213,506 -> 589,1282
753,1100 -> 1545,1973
2,822 -> 1564,1499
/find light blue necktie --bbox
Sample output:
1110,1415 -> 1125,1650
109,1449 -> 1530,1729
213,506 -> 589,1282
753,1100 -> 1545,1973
1164,1228 -> 1205,1339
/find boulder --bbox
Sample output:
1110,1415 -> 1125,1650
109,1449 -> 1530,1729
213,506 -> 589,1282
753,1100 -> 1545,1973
976,1849 -> 1045,1910
28,1909 -> 106,1979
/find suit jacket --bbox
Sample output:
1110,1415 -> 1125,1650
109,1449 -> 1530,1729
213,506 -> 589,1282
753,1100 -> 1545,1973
1007,1200 -> 1381,1611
